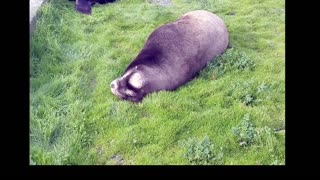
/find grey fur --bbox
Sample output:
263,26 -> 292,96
110,10 -> 229,102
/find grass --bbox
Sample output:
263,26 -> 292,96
30,0 -> 285,165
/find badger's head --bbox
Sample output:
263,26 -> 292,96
110,66 -> 148,102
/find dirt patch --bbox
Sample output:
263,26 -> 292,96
97,146 -> 104,156
111,154 -> 125,165
90,78 -> 97,90
147,0 -> 172,6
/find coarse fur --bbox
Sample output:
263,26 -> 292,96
110,10 -> 229,102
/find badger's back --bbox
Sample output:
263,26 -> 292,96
126,10 -> 228,90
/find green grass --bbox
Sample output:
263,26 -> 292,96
30,0 -> 285,165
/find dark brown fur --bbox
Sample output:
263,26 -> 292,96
69,0 -> 116,14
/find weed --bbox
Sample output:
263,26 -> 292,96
232,114 -> 257,147
180,136 -> 223,165
241,94 -> 261,106
201,48 -> 255,79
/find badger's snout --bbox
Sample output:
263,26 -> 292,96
110,80 -> 118,90
110,79 -> 121,97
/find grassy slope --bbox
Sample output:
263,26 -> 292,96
30,0 -> 285,165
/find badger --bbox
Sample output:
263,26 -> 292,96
110,10 -> 229,102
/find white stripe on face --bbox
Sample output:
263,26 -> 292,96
129,72 -> 144,89
121,71 -> 132,80
125,89 -> 136,96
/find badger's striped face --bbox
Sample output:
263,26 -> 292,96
110,66 -> 146,102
